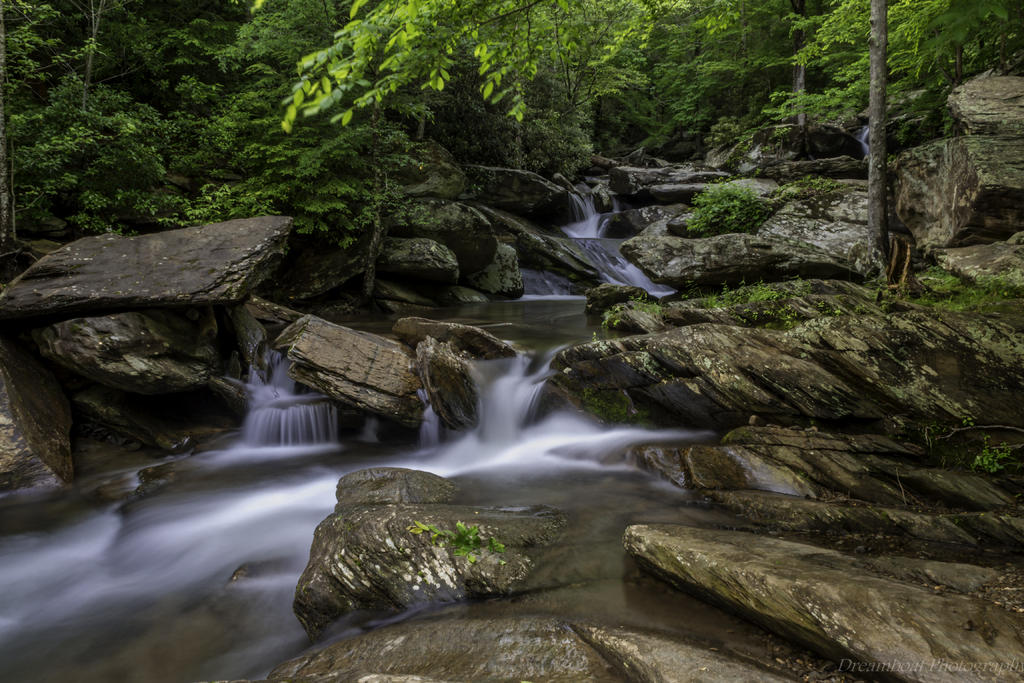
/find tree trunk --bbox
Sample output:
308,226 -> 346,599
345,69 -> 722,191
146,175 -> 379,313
0,0 -> 13,253
868,0 -> 889,266
791,0 -> 807,128
361,103 -> 386,305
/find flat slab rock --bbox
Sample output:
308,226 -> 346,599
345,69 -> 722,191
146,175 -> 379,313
0,216 -> 292,320
625,524 -> 1024,683
275,315 -> 423,427
934,234 -> 1024,288
267,615 -> 791,683
392,317 -> 516,360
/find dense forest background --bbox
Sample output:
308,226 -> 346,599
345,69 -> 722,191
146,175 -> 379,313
4,0 -> 1022,244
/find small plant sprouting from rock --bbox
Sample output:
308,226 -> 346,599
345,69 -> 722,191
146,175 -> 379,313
688,184 -> 771,237
971,436 -> 1018,474
408,520 -> 506,564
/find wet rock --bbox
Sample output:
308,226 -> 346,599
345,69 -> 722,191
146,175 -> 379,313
377,237 -> 460,284
207,376 -> 248,417
599,302 -> 669,335
706,490 -> 1024,548
270,616 -> 617,681
396,140 -> 467,199
389,199 -> 498,275
648,183 -> 707,204
334,468 -> 456,510
392,317 -> 516,360
475,204 -> 599,287
620,232 -> 859,289
603,205 -> 687,239
608,164 -> 728,198
464,243 -> 524,299
720,177 -> 780,196
584,283 -> 650,316
72,385 -> 233,451
32,308 -> 220,394
660,279 -> 882,329
625,524 -> 1024,682
934,236 -> 1024,288
573,623 -> 793,683
245,296 -> 303,326
294,487 -> 565,638
758,156 -> 867,182
0,336 -> 73,491
269,234 -> 367,301
866,556 -> 1000,594
550,311 -> 1024,432
462,165 -> 568,218
430,285 -> 489,305
0,216 -> 292,320
894,136 -> 1024,249
949,74 -> 1024,136
758,187 -> 883,278
415,337 -> 478,431
373,279 -> 437,308
227,304 -> 268,371
275,315 -> 423,427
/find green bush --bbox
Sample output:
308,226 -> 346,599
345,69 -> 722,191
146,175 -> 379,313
688,184 -> 771,237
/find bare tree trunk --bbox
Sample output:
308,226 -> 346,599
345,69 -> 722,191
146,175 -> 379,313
0,0 -> 13,253
791,0 -> 807,128
361,103 -> 386,305
868,0 -> 889,267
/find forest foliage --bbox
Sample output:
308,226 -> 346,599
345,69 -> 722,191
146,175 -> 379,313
4,0 -> 1022,240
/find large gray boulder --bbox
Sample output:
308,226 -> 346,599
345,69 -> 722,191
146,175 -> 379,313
464,243 -> 524,298
0,216 -> 292,320
758,156 -> 867,182
894,136 -> 1024,249
462,165 -> 568,218
550,311 -> 1024,432
392,317 -> 516,360
949,74 -> 1024,136
0,336 -> 73,491
32,308 -> 220,394
275,315 -> 424,427
388,199 -> 498,275
609,165 -> 728,198
625,525 -> 1024,683
415,337 -> 478,431
270,234 -> 366,301
396,139 -> 467,199
758,188 -> 883,277
620,232 -> 860,289
934,233 -> 1024,288
376,237 -> 460,284
294,468 -> 565,638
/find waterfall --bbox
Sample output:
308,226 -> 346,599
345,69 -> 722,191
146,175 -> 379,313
240,350 -> 339,446
856,126 -> 870,159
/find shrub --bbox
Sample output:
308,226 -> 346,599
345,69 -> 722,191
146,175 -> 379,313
688,184 -> 771,237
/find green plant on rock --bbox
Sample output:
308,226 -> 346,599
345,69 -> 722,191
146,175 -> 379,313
971,436 -> 1018,474
772,176 -> 845,204
408,520 -> 506,564
912,268 -> 1024,312
687,184 -> 771,237
601,295 -> 663,330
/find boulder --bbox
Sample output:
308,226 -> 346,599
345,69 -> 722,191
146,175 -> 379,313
269,234 -> 366,301
894,136 -> 1024,249
376,237 -> 460,284
392,317 -> 516,360
706,490 -> 1024,548
293,468 -> 565,638
388,199 -> 498,274
934,235 -> 1024,288
758,156 -> 867,182
475,205 -> 600,287
949,74 -> 1024,136
0,216 -> 292,320
648,183 -> 706,204
464,243 -> 524,299
431,285 -> 490,305
32,308 -> 220,395
719,177 -> 779,196
716,124 -> 864,174
462,165 -> 568,218
415,337 -> 478,431
396,139 -> 467,199
275,315 -> 424,427
620,232 -> 860,289
334,467 -> 456,509
269,616 -> 619,681
584,283 -> 650,316
608,165 -> 728,198
374,279 -> 437,308
227,303 -> 268,371
550,311 -> 1024,432
603,205 -> 688,238
0,336 -> 73,491
758,188 -> 884,277
625,524 -> 1024,682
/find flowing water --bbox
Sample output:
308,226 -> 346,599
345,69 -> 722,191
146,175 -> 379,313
522,193 -> 675,297
856,125 -> 870,159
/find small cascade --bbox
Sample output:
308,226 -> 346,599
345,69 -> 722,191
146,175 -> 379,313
240,351 -> 339,446
560,193 -> 675,297
856,126 -> 870,159
520,268 -> 576,297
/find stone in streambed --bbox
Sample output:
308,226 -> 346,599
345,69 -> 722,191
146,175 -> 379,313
392,317 -> 516,360
625,524 -> 1024,683
275,315 -> 424,427
415,337 -> 478,431
464,243 -> 524,299
33,308 -> 220,394
0,216 -> 292,320
0,336 -> 73,491
376,237 -> 460,284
